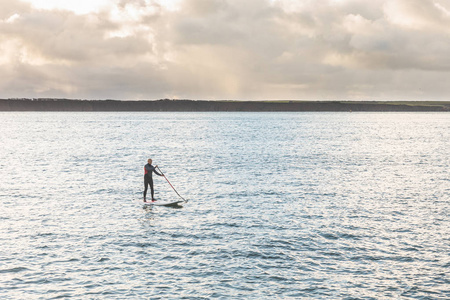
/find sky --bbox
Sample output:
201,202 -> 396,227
1,0 -> 450,101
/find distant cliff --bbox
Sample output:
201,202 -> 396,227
1,99 -> 449,112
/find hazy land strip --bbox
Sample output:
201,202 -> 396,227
1,99 -> 449,112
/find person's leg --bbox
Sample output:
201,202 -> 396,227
150,178 -> 155,200
143,176 -> 149,201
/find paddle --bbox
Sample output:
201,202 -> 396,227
156,166 -> 188,202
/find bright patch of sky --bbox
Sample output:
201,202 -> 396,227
20,0 -> 182,14
20,0 -> 111,14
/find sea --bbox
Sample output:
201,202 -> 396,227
0,112 -> 449,299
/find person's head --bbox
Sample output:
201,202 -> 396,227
147,159 -> 152,164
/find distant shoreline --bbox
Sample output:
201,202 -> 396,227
1,99 -> 449,112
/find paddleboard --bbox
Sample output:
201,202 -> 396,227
137,199 -> 185,207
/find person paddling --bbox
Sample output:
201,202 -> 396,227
144,159 -> 163,202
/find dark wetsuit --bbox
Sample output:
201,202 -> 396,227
144,163 -> 162,200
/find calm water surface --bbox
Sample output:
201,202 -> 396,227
0,112 -> 449,299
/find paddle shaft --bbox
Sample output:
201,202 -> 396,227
157,166 -> 187,202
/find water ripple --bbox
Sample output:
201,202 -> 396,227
0,112 -> 449,299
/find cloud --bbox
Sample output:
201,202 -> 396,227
1,0 -> 450,100
384,0 -> 450,31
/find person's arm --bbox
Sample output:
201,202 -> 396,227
153,165 -> 163,176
